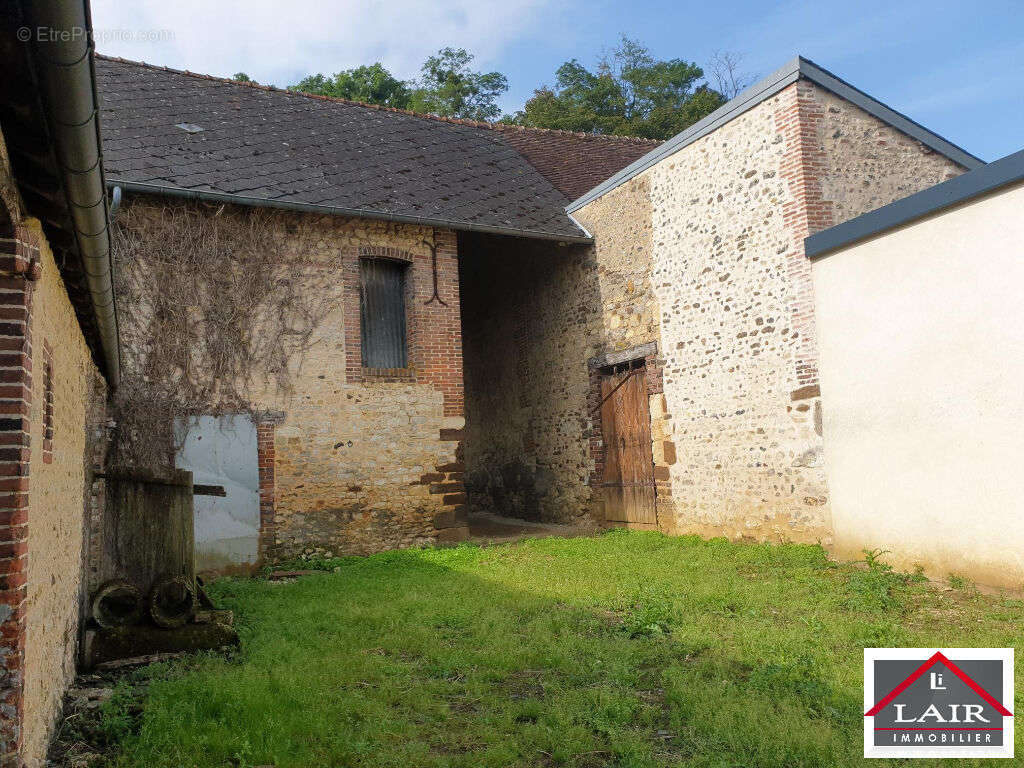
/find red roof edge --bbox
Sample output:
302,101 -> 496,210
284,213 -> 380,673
865,651 -> 1013,717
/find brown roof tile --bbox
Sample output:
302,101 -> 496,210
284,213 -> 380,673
492,125 -> 660,201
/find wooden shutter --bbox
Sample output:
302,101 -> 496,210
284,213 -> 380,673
360,259 -> 408,368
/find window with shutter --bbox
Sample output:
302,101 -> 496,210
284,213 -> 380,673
359,258 -> 408,368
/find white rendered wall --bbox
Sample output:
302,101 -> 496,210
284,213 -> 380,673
812,182 -> 1024,587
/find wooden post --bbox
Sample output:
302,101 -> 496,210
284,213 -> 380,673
97,469 -> 196,601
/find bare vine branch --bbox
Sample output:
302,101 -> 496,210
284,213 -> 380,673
110,199 -> 339,469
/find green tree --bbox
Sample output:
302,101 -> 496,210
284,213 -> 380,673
408,47 -> 508,121
508,36 -> 727,139
232,72 -> 253,83
289,63 -> 411,108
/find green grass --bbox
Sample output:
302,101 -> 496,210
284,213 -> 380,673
103,531 -> 1023,767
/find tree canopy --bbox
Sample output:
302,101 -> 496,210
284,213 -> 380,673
506,37 -> 727,139
286,39 -> 746,139
288,48 -> 507,121
290,64 -> 411,108
408,47 -> 508,122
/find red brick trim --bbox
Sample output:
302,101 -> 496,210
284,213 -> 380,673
0,225 -> 37,766
342,233 -> 464,417
775,81 -> 835,390
0,226 -> 35,280
358,245 -> 415,262
422,232 -> 463,418
41,341 -> 53,465
344,247 -> 416,384
585,364 -> 606,493
256,420 -> 277,562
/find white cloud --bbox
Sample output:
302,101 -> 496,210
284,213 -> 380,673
90,0 -> 561,86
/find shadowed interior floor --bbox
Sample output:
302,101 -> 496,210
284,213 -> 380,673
466,510 -> 598,544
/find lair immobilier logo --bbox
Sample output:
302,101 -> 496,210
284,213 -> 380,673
864,648 -> 1014,758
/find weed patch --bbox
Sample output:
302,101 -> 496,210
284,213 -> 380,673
843,548 -> 926,611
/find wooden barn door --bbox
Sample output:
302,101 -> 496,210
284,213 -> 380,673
599,364 -> 657,526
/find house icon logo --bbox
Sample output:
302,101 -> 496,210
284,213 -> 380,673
864,648 -> 1014,758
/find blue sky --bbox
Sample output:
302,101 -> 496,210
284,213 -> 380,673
93,0 -> 1022,161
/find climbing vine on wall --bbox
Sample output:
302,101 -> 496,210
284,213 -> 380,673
110,198 -> 340,470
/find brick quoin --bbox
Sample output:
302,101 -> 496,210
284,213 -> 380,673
0,222 -> 39,767
775,81 -> 836,391
256,419 -> 278,562
41,341 -> 53,465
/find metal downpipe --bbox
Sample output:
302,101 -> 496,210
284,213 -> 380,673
24,0 -> 121,386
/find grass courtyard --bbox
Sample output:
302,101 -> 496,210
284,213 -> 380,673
95,531 -> 1021,767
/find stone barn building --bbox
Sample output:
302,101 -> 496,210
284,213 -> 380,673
562,58 -> 977,543
95,55 -> 981,569
0,4 -> 1012,759
95,55 -> 659,567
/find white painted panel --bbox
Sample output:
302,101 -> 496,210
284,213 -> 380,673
175,415 -> 259,570
812,182 -> 1024,587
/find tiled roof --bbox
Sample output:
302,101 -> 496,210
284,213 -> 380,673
493,125 -> 659,201
95,57 -> 657,241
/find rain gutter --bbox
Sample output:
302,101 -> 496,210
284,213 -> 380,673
23,0 -> 120,385
109,180 -> 595,245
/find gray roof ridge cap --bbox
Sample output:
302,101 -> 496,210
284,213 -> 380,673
805,147 -> 1024,259
567,55 -> 983,212
567,57 -> 801,212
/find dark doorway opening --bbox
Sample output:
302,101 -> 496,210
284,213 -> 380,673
457,230 -> 601,527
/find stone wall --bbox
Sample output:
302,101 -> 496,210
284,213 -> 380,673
572,174 -> 659,353
642,80 -> 964,542
813,87 -> 963,229
643,85 -> 831,541
565,79 -> 965,543
115,200 -> 468,560
460,233 -> 600,523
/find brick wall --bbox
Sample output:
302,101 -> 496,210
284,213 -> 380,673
572,174 -> 659,354
116,201 -> 468,560
0,217 -> 37,767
